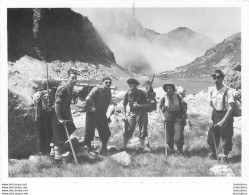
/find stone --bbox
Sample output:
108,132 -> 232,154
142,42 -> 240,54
110,151 -> 132,166
209,165 -> 235,177
29,155 -> 40,163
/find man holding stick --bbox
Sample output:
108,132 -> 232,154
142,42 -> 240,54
207,69 -> 235,164
51,68 -> 78,161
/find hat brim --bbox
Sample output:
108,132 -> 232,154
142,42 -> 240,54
127,79 -> 140,86
163,84 -> 176,92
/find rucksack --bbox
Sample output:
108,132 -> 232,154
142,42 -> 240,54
40,89 -> 56,111
144,88 -> 157,112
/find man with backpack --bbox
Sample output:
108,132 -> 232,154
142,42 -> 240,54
32,76 -> 57,155
121,78 -> 151,153
80,76 -> 112,155
159,83 -> 187,155
50,68 -> 78,161
207,69 -> 235,164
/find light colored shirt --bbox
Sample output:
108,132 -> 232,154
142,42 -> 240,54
208,85 -> 234,111
159,93 -> 181,112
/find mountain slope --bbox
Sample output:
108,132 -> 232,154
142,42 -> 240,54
8,8 -> 116,66
153,27 -> 215,57
160,32 -> 241,89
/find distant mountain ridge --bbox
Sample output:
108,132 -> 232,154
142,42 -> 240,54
153,27 -> 215,57
159,32 -> 241,89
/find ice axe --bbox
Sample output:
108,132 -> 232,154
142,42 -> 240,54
59,120 -> 79,165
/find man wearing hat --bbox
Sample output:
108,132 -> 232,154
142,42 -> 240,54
121,78 -> 151,153
50,68 -> 78,161
159,82 -> 187,155
207,69 -> 235,163
81,76 -> 112,155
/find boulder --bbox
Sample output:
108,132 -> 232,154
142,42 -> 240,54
110,151 -> 132,166
209,165 -> 235,177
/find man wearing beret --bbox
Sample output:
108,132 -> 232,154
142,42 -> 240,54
50,68 -> 78,161
81,76 -> 112,155
207,69 -> 235,163
122,78 -> 151,153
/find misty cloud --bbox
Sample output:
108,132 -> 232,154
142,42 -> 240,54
73,8 -> 213,74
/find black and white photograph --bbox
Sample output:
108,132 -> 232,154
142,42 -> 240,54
1,0 -> 249,194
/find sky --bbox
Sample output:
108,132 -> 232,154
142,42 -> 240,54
76,7 -> 241,44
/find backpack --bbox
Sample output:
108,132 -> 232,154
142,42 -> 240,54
222,88 -> 241,117
144,88 -> 157,112
40,89 -> 56,111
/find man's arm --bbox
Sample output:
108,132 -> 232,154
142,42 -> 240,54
123,93 -> 128,120
215,89 -> 235,128
85,87 -> 98,112
133,91 -> 151,109
54,86 -> 67,124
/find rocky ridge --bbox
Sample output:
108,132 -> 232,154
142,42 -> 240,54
159,32 -> 241,89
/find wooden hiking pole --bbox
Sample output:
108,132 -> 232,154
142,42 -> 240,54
63,121 -> 79,165
164,122 -> 167,156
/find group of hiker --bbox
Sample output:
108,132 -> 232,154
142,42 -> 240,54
33,68 -> 240,164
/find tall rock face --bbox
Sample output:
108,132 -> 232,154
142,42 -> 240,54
8,8 -> 116,66
160,33 -> 241,89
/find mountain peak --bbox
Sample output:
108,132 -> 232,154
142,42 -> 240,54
169,27 -> 193,34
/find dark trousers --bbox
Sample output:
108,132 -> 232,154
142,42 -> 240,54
51,111 -> 76,147
164,111 -> 184,149
207,110 -> 234,155
123,112 -> 148,140
84,110 -> 111,144
37,110 -> 53,154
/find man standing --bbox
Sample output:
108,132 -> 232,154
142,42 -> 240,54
51,68 -> 78,161
207,69 -> 235,163
81,76 -> 112,155
122,78 -> 151,153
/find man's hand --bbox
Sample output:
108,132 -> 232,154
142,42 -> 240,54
184,124 -> 192,132
208,119 -> 213,126
58,119 -> 67,125
123,115 -> 128,121
87,107 -> 96,112
214,120 -> 227,128
133,102 -> 140,109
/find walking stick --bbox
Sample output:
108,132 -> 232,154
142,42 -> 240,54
164,122 -> 167,156
63,121 -> 79,165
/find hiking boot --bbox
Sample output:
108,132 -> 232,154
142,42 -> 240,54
175,146 -> 184,156
136,147 -> 144,154
62,151 -> 73,164
207,152 -> 217,160
54,146 -> 62,161
99,148 -> 109,156
219,155 -> 228,164
168,148 -> 175,155
49,143 -> 55,156
175,150 -> 184,156
119,147 -> 127,152
80,140 -> 91,149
